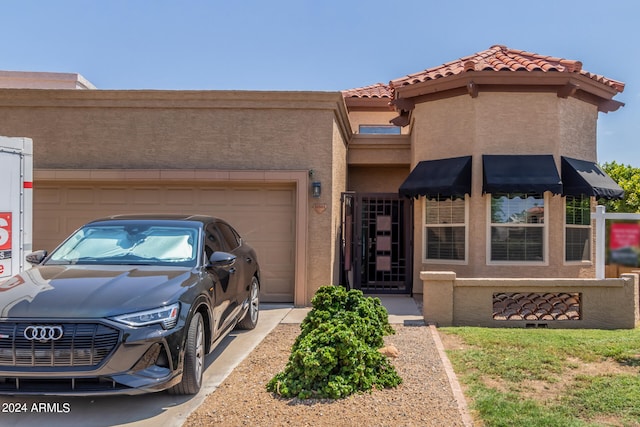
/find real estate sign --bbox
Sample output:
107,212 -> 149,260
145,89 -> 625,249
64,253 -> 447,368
609,222 -> 640,266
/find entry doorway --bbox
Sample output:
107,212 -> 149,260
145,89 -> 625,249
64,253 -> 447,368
340,193 -> 412,294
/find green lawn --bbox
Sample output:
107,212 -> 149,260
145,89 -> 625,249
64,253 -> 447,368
439,327 -> 640,426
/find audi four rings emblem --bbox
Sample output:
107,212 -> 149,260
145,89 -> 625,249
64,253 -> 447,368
23,325 -> 64,341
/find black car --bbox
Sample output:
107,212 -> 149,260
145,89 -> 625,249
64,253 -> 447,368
0,214 -> 260,395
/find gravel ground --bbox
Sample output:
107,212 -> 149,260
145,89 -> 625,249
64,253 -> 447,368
184,323 -> 466,427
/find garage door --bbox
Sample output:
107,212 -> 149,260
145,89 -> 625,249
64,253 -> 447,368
33,182 -> 296,302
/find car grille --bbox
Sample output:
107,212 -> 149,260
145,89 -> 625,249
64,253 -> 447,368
0,323 -> 120,368
0,377 -> 132,394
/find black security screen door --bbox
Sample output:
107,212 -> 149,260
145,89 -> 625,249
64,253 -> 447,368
340,193 -> 412,294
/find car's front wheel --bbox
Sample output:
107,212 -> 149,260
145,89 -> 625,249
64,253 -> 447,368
169,312 -> 204,395
236,276 -> 259,330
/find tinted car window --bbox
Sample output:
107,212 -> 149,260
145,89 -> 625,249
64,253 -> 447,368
204,224 -> 225,260
217,222 -> 240,250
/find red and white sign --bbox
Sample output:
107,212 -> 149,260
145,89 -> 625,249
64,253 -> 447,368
0,213 -> 11,251
610,223 -> 640,250
0,137 -> 33,279
0,212 -> 11,277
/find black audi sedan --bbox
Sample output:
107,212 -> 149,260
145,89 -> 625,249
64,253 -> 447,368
0,214 -> 260,395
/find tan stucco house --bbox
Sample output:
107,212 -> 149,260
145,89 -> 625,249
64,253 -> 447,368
0,45 -> 625,306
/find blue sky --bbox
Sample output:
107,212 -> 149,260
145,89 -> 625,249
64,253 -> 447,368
1,0 -> 639,165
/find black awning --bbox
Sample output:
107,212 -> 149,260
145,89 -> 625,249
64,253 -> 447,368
399,156 -> 472,199
561,156 -> 624,200
482,154 -> 562,194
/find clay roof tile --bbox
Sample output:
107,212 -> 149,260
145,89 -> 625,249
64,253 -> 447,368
387,45 -> 624,93
341,82 -> 392,99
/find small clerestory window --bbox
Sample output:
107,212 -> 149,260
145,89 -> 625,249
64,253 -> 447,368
358,125 -> 401,135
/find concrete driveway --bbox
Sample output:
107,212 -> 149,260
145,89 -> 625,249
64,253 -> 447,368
0,304 -> 297,427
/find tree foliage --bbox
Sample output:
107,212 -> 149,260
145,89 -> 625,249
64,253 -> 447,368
600,161 -> 640,213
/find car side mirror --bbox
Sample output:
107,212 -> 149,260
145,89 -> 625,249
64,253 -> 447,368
207,251 -> 236,268
26,250 -> 47,265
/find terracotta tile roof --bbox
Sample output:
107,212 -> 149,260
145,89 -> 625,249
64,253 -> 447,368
389,45 -> 625,93
342,82 -> 392,99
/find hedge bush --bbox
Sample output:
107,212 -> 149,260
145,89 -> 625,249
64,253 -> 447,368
266,285 -> 402,399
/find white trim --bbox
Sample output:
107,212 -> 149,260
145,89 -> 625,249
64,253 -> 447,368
422,196 -> 469,265
563,195 -> 593,265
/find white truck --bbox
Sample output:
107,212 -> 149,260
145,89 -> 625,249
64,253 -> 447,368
0,136 -> 33,281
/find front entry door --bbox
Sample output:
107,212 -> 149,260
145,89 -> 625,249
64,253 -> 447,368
340,193 -> 412,294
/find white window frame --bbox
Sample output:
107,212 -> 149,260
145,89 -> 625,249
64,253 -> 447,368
486,192 -> 549,266
422,196 -> 469,265
564,195 -> 593,265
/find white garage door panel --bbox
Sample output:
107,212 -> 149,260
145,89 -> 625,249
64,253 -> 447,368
33,183 -> 296,302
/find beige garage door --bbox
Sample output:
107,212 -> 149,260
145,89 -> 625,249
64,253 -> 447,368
33,182 -> 296,302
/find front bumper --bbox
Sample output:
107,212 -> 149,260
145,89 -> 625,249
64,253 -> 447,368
0,319 -> 186,396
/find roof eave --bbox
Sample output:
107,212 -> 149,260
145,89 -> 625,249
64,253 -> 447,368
343,96 -> 393,111
393,71 -> 621,101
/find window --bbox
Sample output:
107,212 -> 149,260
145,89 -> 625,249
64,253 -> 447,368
204,224 -> 225,261
358,125 -> 401,135
47,224 -> 198,267
424,196 -> 466,262
217,222 -> 241,250
489,193 -> 545,262
565,195 -> 591,262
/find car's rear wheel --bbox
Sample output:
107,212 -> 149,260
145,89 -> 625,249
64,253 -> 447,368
236,276 -> 259,330
169,312 -> 204,395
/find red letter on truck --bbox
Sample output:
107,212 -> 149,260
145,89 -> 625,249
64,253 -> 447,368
0,213 -> 10,251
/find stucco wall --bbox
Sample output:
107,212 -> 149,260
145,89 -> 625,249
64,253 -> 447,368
0,71 -> 95,89
331,121 -> 349,287
347,110 -> 409,134
0,91 -> 343,171
411,92 -> 597,161
0,89 -> 351,305
558,97 -> 599,161
347,134 -> 411,166
409,92 -> 599,292
348,166 -> 409,193
421,271 -> 639,329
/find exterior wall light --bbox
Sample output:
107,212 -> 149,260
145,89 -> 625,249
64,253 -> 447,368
312,181 -> 321,198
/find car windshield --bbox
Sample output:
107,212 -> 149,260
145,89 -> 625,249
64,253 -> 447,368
46,223 -> 199,267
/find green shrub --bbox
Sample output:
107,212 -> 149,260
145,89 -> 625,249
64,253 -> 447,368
266,285 -> 402,399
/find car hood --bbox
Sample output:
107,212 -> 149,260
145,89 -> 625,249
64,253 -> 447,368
0,264 -> 196,319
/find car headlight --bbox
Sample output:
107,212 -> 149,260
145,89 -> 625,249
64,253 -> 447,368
112,303 -> 180,329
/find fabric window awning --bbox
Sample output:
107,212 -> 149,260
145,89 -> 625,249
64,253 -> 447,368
399,156 -> 472,199
561,156 -> 624,200
482,154 -> 562,194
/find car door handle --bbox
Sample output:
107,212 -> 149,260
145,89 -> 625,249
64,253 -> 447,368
229,267 -> 237,274
245,257 -> 253,264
